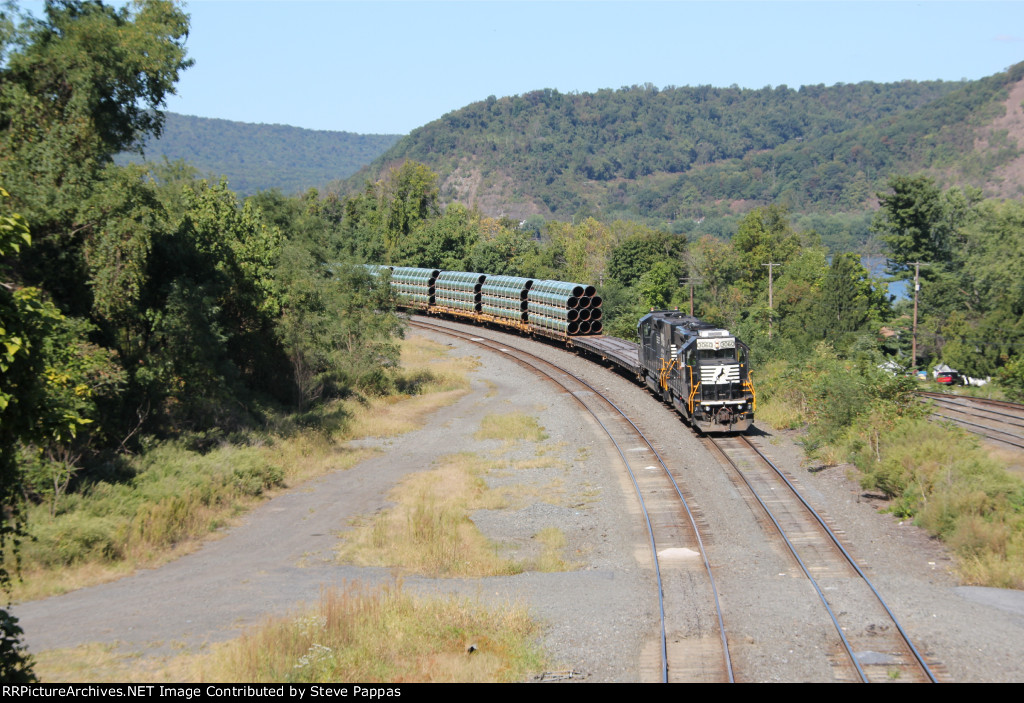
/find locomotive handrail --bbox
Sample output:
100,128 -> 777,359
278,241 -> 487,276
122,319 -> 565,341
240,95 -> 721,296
744,371 -> 757,412
658,357 -> 679,391
687,375 -> 701,414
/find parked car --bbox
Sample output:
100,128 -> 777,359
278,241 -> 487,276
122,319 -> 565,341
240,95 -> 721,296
933,363 -> 961,385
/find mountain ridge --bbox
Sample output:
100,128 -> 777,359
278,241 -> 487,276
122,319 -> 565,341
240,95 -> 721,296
116,112 -> 403,196
341,63 -> 1024,223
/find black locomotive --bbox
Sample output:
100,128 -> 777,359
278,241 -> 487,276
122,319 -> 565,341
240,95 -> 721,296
639,311 -> 755,432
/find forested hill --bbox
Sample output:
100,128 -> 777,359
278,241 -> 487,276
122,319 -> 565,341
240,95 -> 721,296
344,63 -> 1024,221
117,112 -> 402,195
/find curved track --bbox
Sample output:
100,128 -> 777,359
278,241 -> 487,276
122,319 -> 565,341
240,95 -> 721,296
706,434 -> 938,683
410,313 -> 942,682
409,318 -> 733,683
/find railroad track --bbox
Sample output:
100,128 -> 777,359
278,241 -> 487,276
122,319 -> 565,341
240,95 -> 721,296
410,315 -> 942,682
705,434 -> 938,683
409,317 -> 733,683
917,391 -> 1024,450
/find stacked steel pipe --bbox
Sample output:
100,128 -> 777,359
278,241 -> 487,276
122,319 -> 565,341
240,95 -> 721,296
434,271 -> 486,313
390,267 -> 439,308
356,265 -> 603,337
480,275 -> 533,322
528,279 -> 603,335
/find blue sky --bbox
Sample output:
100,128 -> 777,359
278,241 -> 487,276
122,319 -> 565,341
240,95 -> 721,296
22,1 -> 1024,134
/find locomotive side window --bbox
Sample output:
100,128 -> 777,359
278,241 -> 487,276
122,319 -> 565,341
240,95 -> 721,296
640,320 -> 653,363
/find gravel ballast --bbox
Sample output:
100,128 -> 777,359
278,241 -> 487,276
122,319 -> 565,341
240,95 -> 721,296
13,322 -> 1024,682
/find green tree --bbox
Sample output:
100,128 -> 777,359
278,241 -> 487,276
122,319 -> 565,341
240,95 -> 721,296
276,258 -> 403,407
607,229 -> 685,287
138,180 -> 285,428
636,260 -> 679,310
337,161 -> 441,262
998,355 -> 1024,402
872,174 -> 979,275
392,203 -> 478,269
731,205 -> 801,290
20,316 -> 125,515
468,225 -> 543,276
805,253 -> 884,349
0,189 -> 48,681
379,161 -> 441,253
0,0 -> 191,249
546,217 -> 615,283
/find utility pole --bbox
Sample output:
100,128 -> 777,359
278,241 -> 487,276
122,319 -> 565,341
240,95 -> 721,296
910,261 -> 928,371
678,276 -> 704,316
763,262 -> 780,340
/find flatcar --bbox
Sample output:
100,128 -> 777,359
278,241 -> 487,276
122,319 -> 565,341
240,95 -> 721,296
362,265 -> 755,433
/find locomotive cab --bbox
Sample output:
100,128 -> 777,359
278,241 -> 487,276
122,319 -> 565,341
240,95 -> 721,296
638,311 -> 755,433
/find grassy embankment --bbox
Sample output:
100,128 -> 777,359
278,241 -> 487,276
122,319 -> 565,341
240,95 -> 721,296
9,335 -> 475,601
756,347 -> 1024,589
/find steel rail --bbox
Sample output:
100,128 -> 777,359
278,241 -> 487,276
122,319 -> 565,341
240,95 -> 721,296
706,436 -> 868,682
916,391 -> 1024,414
717,435 -> 939,683
925,412 -> 1024,450
920,395 -> 1024,430
410,317 -> 734,683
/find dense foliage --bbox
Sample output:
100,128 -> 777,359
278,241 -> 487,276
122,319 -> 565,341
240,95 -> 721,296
344,68 -> 1022,223
0,3 -> 407,672
117,113 -> 402,196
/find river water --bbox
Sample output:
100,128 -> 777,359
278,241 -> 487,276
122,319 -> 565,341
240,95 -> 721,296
861,254 -> 908,301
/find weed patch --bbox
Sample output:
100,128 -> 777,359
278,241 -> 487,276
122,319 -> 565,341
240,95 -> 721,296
33,643 -> 200,683
476,413 -> 548,443
757,351 -> 1024,589
203,582 -> 547,683
527,527 -> 578,572
32,585 -> 549,683
337,454 -> 520,577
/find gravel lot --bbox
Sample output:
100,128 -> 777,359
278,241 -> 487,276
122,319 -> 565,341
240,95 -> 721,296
14,322 -> 1024,682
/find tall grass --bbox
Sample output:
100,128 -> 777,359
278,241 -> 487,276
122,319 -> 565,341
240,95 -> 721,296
337,453 -> 521,577
203,582 -> 548,683
475,413 -> 549,443
344,336 -> 478,439
528,527 -> 578,572
33,584 -> 550,683
850,418 -> 1024,587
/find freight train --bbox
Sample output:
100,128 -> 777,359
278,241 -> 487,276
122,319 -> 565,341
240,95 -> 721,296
364,265 -> 755,433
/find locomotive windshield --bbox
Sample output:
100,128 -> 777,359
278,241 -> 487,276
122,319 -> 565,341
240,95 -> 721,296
697,347 -> 737,362
694,336 -> 738,363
